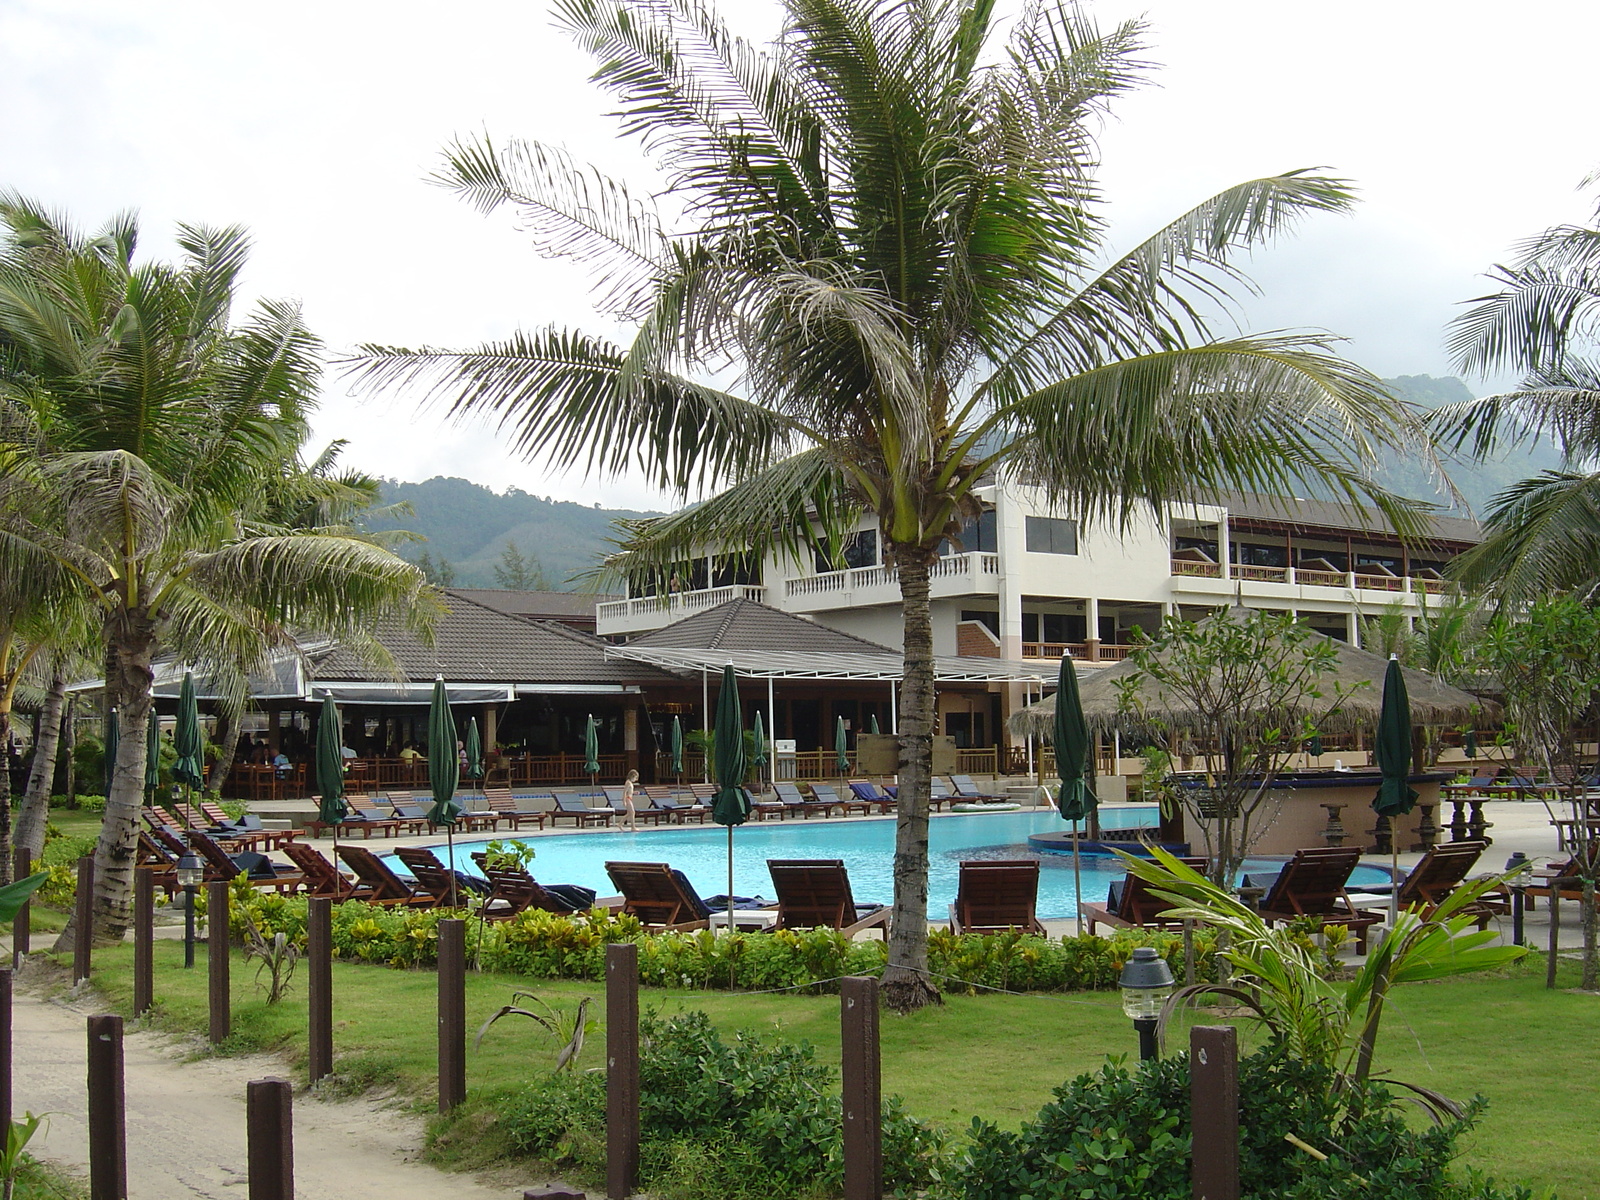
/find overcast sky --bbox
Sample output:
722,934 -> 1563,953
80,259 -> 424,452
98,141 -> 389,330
3,0 -> 1593,511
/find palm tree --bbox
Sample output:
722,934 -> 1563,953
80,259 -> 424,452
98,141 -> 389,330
0,196 -> 436,944
1442,182 -> 1600,600
349,0 -> 1424,1009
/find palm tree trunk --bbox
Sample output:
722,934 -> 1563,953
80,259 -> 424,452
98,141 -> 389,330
57,692 -> 76,799
53,608 -> 157,952
882,547 -> 942,1012
16,671 -> 68,859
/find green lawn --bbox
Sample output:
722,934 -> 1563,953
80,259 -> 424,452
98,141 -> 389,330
42,931 -> 1593,1200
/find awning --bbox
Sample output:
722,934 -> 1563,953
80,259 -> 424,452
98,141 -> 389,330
605,645 -> 1047,683
515,683 -> 643,695
308,683 -> 516,706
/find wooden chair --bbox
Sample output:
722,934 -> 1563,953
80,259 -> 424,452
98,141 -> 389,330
484,787 -> 549,830
603,786 -> 670,825
1346,841 -> 1505,930
648,791 -> 708,823
186,831 -> 304,893
550,791 -> 613,827
393,846 -> 471,908
135,832 -> 180,899
281,842 -> 364,901
469,852 -> 590,920
767,859 -> 890,939
1254,846 -> 1382,954
344,798 -> 408,838
604,861 -> 712,931
949,860 -> 1046,935
949,774 -> 1005,802
333,844 -> 436,907
1080,857 -> 1207,935
812,783 -> 868,816
848,781 -> 897,814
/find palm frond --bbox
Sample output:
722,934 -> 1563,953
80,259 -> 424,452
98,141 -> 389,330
1449,469 -> 1600,602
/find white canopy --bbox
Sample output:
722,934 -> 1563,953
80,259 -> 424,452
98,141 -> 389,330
605,644 -> 1047,683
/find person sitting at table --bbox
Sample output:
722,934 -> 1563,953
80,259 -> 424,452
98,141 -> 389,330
399,743 -> 423,765
272,750 -> 292,778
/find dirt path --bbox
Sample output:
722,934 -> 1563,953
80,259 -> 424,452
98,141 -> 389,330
11,983 -> 530,1200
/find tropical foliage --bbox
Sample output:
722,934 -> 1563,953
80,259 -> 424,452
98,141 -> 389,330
0,194 -> 436,943
1442,182 -> 1600,600
348,0 -> 1426,1006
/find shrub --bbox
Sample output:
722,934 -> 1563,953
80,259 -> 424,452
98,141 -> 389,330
957,1042 -> 1537,1200
491,1010 -> 949,1200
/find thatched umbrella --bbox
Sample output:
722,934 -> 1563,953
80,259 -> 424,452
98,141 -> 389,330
1009,626 -> 1492,740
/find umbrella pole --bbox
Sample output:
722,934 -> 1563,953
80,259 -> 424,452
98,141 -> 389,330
447,823 -> 458,910
1390,843 -> 1399,927
727,825 -> 736,934
1071,823 -> 1083,932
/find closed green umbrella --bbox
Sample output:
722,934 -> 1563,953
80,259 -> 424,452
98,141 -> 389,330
583,713 -> 600,780
1464,729 -> 1478,759
670,714 -> 684,779
1371,655 -> 1417,923
711,665 -> 749,931
426,677 -> 464,908
102,707 -> 118,798
464,717 -> 484,793
1053,655 -> 1097,920
315,695 -> 348,841
868,713 -> 880,735
834,715 -> 849,776
751,711 -> 768,767
145,714 -> 162,801
173,672 -> 205,792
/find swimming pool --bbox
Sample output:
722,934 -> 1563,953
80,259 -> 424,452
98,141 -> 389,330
399,807 -> 1394,920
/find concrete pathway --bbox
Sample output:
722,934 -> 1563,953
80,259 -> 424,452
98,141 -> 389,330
9,984 -> 528,1200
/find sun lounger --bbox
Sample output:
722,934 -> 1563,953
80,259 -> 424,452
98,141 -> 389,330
949,860 -> 1047,935
469,852 -> 597,919
187,831 -> 304,893
388,803 -> 442,836
135,832 -> 180,899
603,786 -> 670,825
333,845 -> 436,907
605,861 -> 715,930
928,779 -> 953,812
649,792 -> 708,823
805,783 -> 851,817
949,775 -> 1005,802
813,782 -> 872,816
1080,857 -> 1208,935
1251,846 -> 1383,954
767,859 -> 890,939
849,781 -> 897,814
393,846 -> 475,908
550,790 -> 613,827
281,842 -> 365,900
772,782 -> 833,818
344,798 -> 408,838
484,787 -> 549,830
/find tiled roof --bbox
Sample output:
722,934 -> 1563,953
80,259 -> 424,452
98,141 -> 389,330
628,599 -> 894,654
310,592 -> 676,685
446,588 -> 617,622
1216,493 -> 1481,546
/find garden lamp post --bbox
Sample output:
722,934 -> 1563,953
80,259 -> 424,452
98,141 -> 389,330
177,849 -> 205,968
1119,946 -> 1174,1061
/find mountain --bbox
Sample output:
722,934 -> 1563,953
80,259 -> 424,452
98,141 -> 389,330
1377,375 -> 1565,518
366,476 -> 660,589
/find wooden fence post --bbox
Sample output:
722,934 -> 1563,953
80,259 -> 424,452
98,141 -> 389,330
209,879 -> 231,1044
73,855 -> 94,984
1190,1025 -> 1240,1200
87,1014 -> 127,1200
840,976 -> 882,1200
11,848 -> 29,967
306,897 -> 333,1083
606,942 -> 639,1200
437,919 -> 466,1111
132,869 -> 154,1016
247,1077 -> 295,1200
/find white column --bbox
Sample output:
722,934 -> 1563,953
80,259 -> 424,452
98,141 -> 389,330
1218,515 -> 1232,580
1348,610 -> 1361,648
994,478 -> 1027,661
1084,596 -> 1101,648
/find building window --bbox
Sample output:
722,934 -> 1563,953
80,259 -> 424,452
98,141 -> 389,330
1025,516 -> 1078,555
814,530 -> 878,573
961,610 -> 999,636
1232,542 -> 1287,568
712,552 -> 762,587
939,508 -> 997,556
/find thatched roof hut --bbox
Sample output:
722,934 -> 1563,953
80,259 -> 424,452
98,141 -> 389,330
1008,623 -> 1494,739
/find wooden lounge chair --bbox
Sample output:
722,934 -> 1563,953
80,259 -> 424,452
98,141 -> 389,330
849,781 -> 897,814
469,852 -> 594,919
805,783 -> 852,817
344,798 -> 408,838
135,832 -> 180,899
928,779 -> 953,812
550,791 -> 613,827
772,782 -> 834,818
484,788 -> 549,830
649,792 -> 708,823
333,844 -> 436,907
1080,857 -> 1208,935
1252,846 -> 1383,954
1345,841 -> 1505,930
767,859 -> 890,939
281,842 -> 364,900
389,803 -> 442,836
393,846 -> 473,908
604,861 -> 713,931
603,786 -> 670,825
950,860 -> 1047,934
949,775 -> 1006,802
813,783 -> 870,816
187,831 -> 304,893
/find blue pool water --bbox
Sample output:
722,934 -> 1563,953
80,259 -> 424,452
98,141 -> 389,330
396,807 -> 1394,920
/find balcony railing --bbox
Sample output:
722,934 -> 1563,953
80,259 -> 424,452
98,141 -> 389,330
1021,641 -> 1136,662
783,551 -> 1001,607
596,584 -> 766,628
1170,559 -> 1456,597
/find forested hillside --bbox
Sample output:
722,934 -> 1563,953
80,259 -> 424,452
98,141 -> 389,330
369,376 -> 1563,587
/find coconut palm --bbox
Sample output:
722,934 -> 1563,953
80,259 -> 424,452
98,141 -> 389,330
1442,183 -> 1600,600
349,0 -> 1424,1008
0,196 -> 436,944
